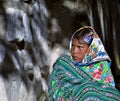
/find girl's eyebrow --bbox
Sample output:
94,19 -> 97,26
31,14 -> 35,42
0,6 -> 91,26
72,43 -> 82,47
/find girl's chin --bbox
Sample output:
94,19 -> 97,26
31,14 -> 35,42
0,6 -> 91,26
74,60 -> 81,62
73,58 -> 81,62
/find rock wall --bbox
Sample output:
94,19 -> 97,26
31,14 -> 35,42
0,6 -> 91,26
0,0 -> 50,101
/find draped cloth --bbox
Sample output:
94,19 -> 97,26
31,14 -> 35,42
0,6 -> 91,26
48,26 -> 120,100
48,55 -> 120,101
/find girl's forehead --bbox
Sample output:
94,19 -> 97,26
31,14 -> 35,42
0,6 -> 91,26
72,38 -> 87,45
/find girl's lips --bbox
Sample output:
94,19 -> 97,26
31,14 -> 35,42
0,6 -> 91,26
72,56 -> 79,61
73,56 -> 78,59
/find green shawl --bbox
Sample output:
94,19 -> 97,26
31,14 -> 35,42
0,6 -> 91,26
48,55 -> 120,101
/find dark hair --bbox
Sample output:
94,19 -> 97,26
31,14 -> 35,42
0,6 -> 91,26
73,28 -> 93,45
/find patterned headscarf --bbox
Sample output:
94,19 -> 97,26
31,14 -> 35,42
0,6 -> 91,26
70,26 -> 111,65
69,26 -> 115,86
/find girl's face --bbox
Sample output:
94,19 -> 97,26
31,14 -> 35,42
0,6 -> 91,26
71,38 -> 89,62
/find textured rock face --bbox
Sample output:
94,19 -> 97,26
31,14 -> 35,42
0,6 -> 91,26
0,0 -> 50,101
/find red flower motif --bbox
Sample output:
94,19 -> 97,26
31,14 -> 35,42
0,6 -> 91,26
105,75 -> 113,83
92,69 -> 102,80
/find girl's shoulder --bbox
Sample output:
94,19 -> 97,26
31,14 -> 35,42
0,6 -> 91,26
53,54 -> 72,67
56,54 -> 71,62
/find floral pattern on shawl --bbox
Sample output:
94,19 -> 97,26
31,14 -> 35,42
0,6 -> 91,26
48,55 -> 120,101
70,26 -> 114,86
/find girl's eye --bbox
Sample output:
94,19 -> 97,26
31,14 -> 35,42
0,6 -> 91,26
78,46 -> 84,49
